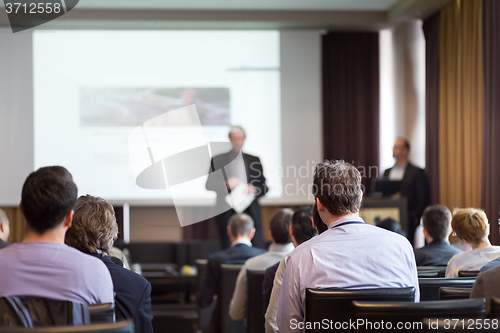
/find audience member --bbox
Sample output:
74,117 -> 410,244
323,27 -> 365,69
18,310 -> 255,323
277,160 -> 419,332
0,209 -> 11,249
264,206 -> 317,333
470,265 -> 500,315
376,217 -> 406,236
311,202 -> 328,234
445,208 -> 500,277
65,195 -> 153,333
229,208 -> 294,321
196,213 -> 266,333
414,205 -> 462,266
0,166 -> 113,304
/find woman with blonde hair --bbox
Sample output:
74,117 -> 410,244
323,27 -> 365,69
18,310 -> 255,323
445,208 -> 500,277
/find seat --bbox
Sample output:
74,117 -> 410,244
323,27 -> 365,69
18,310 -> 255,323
305,287 -> 415,333
439,287 -> 472,300
459,270 -> 480,278
88,304 -> 115,324
353,299 -> 485,333
418,270 -> 440,278
246,269 -> 266,333
488,297 -> 500,318
220,264 -> 245,333
419,277 -> 476,301
417,266 -> 447,277
0,296 -> 90,328
195,259 -> 216,333
0,319 -> 134,333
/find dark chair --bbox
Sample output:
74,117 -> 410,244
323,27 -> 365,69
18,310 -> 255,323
88,304 -> 115,324
220,264 -> 245,333
246,269 -> 266,333
439,287 -> 472,300
421,318 -> 499,332
418,270 -> 440,278
459,270 -> 480,278
0,320 -> 134,333
353,299 -> 485,333
419,278 -> 476,301
305,287 -> 415,333
417,266 -> 447,277
0,296 -> 90,328
195,259 -> 216,333
488,297 -> 500,318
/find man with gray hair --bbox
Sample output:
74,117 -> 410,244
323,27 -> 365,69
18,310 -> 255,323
277,160 -> 419,332
0,209 -> 11,249
197,213 -> 266,333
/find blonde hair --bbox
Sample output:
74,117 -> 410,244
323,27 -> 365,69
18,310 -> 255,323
451,208 -> 489,246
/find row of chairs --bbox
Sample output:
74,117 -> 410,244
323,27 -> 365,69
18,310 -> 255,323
194,261 -> 483,333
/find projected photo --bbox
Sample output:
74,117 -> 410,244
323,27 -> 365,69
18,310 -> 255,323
80,87 -> 230,126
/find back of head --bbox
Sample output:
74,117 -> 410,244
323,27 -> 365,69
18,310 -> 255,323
292,206 -> 317,245
312,203 -> 328,234
377,218 -> 405,236
21,166 -> 77,234
422,205 -> 452,241
451,208 -> 489,246
269,208 -> 293,244
65,195 -> 118,256
229,214 -> 254,238
313,160 -> 362,217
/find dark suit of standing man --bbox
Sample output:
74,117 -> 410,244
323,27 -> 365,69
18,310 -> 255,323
206,126 -> 268,249
383,138 -> 430,245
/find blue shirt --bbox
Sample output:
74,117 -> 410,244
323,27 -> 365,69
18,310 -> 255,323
0,242 -> 114,304
277,216 -> 419,332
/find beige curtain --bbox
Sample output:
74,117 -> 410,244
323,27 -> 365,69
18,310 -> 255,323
439,0 -> 483,210
0,206 -> 25,243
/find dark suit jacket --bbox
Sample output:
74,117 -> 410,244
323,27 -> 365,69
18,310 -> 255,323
471,264 -> 500,315
0,239 -> 11,250
90,254 -> 153,333
414,239 -> 462,266
206,150 -> 268,248
383,162 -> 430,226
196,243 -> 266,333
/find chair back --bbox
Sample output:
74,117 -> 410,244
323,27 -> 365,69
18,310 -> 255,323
458,270 -> 480,278
88,304 -> 115,324
439,287 -> 472,300
246,269 -> 266,333
305,287 -> 415,333
220,264 -> 245,333
418,270 -> 440,278
489,297 -> 500,318
0,319 -> 134,333
195,259 -> 215,333
417,266 -> 447,277
353,299 -> 485,333
419,278 -> 476,301
0,296 -> 90,328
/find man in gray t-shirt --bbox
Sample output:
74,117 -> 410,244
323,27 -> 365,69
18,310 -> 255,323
0,166 -> 113,304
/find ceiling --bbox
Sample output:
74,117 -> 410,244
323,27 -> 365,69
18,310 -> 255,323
0,0 -> 452,30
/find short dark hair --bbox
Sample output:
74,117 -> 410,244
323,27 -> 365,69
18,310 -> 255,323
269,208 -> 293,244
398,137 -> 411,151
312,160 -> 362,217
229,214 -> 254,237
377,218 -> 405,236
21,166 -> 77,234
312,202 -> 328,234
422,205 -> 452,240
292,207 -> 317,245
65,195 -> 118,256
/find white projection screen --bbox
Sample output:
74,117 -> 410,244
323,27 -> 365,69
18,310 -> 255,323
33,30 -> 282,205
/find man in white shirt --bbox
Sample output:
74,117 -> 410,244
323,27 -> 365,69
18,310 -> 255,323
229,208 -> 295,321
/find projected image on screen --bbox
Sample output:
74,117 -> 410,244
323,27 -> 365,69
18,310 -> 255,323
33,30 -> 281,204
80,87 -> 230,126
